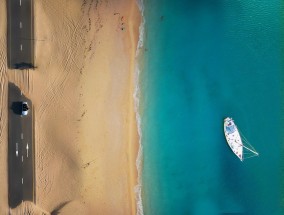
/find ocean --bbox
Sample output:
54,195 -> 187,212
137,0 -> 284,214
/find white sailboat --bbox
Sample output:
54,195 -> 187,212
224,117 -> 259,161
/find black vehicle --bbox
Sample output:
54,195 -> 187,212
22,102 -> 29,116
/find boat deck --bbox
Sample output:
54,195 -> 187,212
224,118 -> 243,161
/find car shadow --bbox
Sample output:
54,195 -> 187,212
10,102 -> 22,115
13,62 -> 36,70
51,201 -> 71,215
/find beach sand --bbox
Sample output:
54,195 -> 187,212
0,0 -> 141,214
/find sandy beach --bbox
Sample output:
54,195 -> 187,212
0,0 -> 141,214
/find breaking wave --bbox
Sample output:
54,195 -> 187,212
134,0 -> 145,215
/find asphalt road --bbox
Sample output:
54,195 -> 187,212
7,0 -> 34,69
8,83 -> 34,208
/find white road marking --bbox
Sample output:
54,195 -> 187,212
21,133 -> 23,139
22,155 -> 23,162
22,178 -> 24,184
20,22 -> 22,29
26,143 -> 29,158
20,44 -> 23,51
20,0 -> 22,6
16,143 -> 18,157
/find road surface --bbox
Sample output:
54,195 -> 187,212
8,83 -> 34,208
7,0 -> 34,69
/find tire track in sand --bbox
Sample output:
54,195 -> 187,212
34,0 -> 106,210
34,1 -> 94,206
37,14 -> 89,119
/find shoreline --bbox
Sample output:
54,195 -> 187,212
128,1 -> 143,214
133,1 -> 145,214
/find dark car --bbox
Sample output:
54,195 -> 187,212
22,102 -> 29,116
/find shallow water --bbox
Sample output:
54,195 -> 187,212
140,0 -> 283,214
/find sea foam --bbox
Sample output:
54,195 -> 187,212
134,0 -> 145,214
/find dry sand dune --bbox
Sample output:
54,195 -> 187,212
0,0 -> 141,214
9,202 -> 49,215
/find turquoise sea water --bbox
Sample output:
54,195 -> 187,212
140,0 -> 283,214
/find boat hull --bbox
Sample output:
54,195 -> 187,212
224,117 -> 243,161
